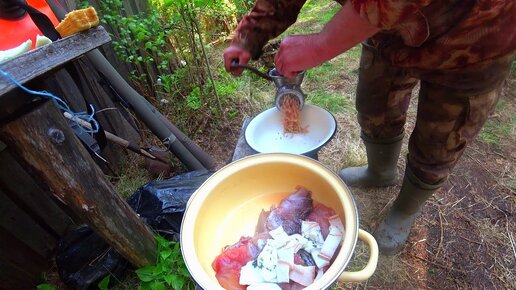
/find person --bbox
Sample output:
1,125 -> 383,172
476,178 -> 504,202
223,0 -> 515,254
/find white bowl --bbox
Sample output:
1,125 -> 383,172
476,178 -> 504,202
245,104 -> 337,155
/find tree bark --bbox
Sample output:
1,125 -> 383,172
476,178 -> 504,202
0,100 -> 156,267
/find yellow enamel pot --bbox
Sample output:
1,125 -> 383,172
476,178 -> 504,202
181,154 -> 378,289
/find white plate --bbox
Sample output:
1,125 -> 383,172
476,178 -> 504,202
245,104 -> 337,155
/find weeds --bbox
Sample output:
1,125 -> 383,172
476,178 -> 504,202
36,284 -> 55,290
136,235 -> 195,290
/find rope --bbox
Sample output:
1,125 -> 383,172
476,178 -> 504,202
0,68 -> 99,134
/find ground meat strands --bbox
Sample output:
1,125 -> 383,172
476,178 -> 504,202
281,95 -> 308,134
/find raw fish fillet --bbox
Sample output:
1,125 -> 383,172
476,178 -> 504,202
212,233 -> 270,290
213,187 -> 314,289
265,186 -> 313,235
306,203 -> 337,239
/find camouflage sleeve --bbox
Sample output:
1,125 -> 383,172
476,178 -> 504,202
349,0 -> 433,46
232,0 -> 309,59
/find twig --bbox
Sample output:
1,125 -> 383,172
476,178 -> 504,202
450,196 -> 466,208
446,184 -> 455,194
399,258 -> 419,270
506,216 -> 516,260
413,255 -> 469,275
435,209 -> 445,257
459,235 -> 483,246
189,4 -> 223,117
466,152 -> 515,194
378,195 -> 397,216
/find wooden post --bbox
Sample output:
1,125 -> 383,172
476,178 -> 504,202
0,100 -> 156,267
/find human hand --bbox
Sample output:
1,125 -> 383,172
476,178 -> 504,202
223,44 -> 251,76
274,34 -> 325,78
275,1 -> 380,78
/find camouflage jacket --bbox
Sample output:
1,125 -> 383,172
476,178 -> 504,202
232,0 -> 515,70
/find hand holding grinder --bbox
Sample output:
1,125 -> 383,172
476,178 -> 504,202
230,61 -> 306,112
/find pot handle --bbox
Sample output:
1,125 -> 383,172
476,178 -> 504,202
338,229 -> 379,282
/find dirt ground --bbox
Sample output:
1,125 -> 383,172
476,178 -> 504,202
331,107 -> 516,290
196,71 -> 515,290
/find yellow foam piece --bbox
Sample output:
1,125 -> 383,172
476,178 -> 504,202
55,7 -> 99,37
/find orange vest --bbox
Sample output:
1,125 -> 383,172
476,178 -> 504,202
0,0 -> 60,50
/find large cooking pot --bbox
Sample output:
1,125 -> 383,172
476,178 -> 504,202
181,154 -> 378,289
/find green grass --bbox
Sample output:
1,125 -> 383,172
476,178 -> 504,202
283,0 -> 340,35
307,90 -> 354,113
308,61 -> 343,84
344,45 -> 362,60
479,100 -> 515,145
112,165 -> 149,198
479,118 -> 514,145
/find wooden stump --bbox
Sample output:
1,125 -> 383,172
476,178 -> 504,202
0,100 -> 156,267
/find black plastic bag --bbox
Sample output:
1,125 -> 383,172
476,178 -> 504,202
126,170 -> 212,241
55,225 -> 128,290
56,170 -> 212,289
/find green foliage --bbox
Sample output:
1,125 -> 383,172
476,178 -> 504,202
136,236 -> 195,290
186,87 -> 202,110
36,272 -> 56,290
345,45 -> 362,59
98,0 -> 214,130
479,99 -> 515,146
36,284 -> 55,290
98,275 -> 111,290
99,0 -> 179,101
76,0 -> 90,9
214,68 -> 246,98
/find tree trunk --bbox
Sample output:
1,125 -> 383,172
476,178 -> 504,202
0,100 -> 157,267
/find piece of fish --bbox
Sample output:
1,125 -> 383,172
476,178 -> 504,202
306,203 -> 336,239
213,187 -> 314,289
212,233 -> 270,290
265,186 -> 313,235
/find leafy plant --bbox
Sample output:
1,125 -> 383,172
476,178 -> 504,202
136,236 -> 195,290
99,0 -> 180,103
36,284 -> 55,290
98,275 -> 111,290
97,0 -> 245,132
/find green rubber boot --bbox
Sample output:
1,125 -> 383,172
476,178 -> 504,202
339,132 -> 404,187
374,165 -> 444,255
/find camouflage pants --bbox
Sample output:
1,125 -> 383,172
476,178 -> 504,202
355,41 -> 514,184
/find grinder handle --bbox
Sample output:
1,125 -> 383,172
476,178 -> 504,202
230,60 -> 273,81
